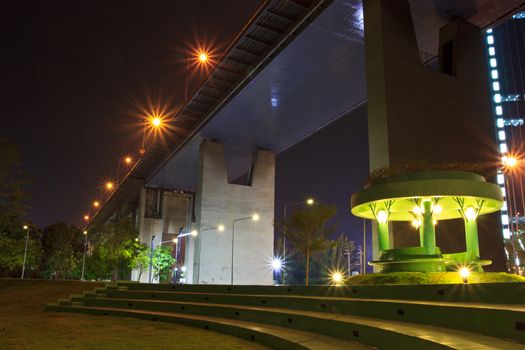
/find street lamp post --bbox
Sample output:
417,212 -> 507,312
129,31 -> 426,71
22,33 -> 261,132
173,229 -> 198,284
231,214 -> 259,285
344,248 -> 351,276
185,50 -> 210,101
21,225 -> 30,279
282,198 -> 314,284
148,235 -> 156,283
81,230 -> 88,280
196,225 -> 225,284
502,155 -> 520,273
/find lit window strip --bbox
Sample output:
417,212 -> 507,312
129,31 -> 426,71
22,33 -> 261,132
486,29 -> 510,239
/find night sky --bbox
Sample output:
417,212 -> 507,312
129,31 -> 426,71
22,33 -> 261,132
1,1 -> 264,227
1,0 -> 371,256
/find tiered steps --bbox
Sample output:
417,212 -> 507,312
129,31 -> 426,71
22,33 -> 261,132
46,282 -> 525,350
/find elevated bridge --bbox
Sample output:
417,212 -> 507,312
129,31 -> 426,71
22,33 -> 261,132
88,0 -> 524,284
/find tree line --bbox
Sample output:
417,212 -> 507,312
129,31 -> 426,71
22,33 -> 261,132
0,138 -> 174,280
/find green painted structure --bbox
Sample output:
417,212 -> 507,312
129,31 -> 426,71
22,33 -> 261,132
351,171 -> 503,272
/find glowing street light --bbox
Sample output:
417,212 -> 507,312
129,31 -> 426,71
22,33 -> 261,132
185,47 -> 213,101
124,156 -> 133,165
198,52 -> 208,63
269,256 -> 284,278
151,116 -> 162,128
83,215 -> 90,221
231,215 -> 260,284
503,155 -> 518,168
105,182 -> 114,191
21,224 -> 30,279
93,201 -> 100,208
81,230 -> 88,280
139,114 -> 167,155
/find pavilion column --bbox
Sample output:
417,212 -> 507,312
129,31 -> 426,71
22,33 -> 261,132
377,223 -> 390,251
422,201 -> 436,254
465,219 -> 480,259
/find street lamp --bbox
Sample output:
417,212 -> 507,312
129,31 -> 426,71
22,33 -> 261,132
81,230 -> 88,280
105,181 -> 115,191
282,198 -> 315,284
196,224 -> 225,283
148,235 -> 156,283
93,201 -> 100,208
140,115 -> 165,155
21,225 -> 30,279
184,48 -> 212,101
173,229 -> 198,283
501,154 -> 521,273
231,214 -> 259,285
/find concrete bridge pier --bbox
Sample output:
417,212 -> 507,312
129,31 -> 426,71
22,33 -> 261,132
192,139 -> 274,285
363,0 -> 505,270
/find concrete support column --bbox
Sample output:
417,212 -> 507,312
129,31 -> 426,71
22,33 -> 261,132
194,139 -> 274,285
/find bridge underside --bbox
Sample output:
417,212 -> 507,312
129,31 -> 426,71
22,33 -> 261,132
148,0 -> 523,191
89,0 -> 523,283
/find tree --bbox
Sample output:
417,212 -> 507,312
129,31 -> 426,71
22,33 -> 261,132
152,245 -> 176,282
42,222 -> 83,279
283,203 -> 337,285
0,138 -> 31,234
129,242 -> 150,281
0,231 -> 42,277
92,218 -> 138,280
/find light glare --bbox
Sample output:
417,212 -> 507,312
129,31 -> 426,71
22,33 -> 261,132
465,207 -> 477,221
376,210 -> 388,224
330,271 -> 344,285
459,267 -> 470,279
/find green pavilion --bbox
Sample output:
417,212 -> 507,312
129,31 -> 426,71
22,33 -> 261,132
351,171 -> 503,272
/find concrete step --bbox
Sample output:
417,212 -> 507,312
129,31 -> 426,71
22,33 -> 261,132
45,303 -> 371,350
66,296 -> 525,350
115,281 -> 525,305
99,289 -> 525,343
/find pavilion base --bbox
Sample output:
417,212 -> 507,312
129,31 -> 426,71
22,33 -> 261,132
370,247 -> 492,273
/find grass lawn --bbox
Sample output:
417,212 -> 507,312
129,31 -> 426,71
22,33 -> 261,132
0,279 -> 268,350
